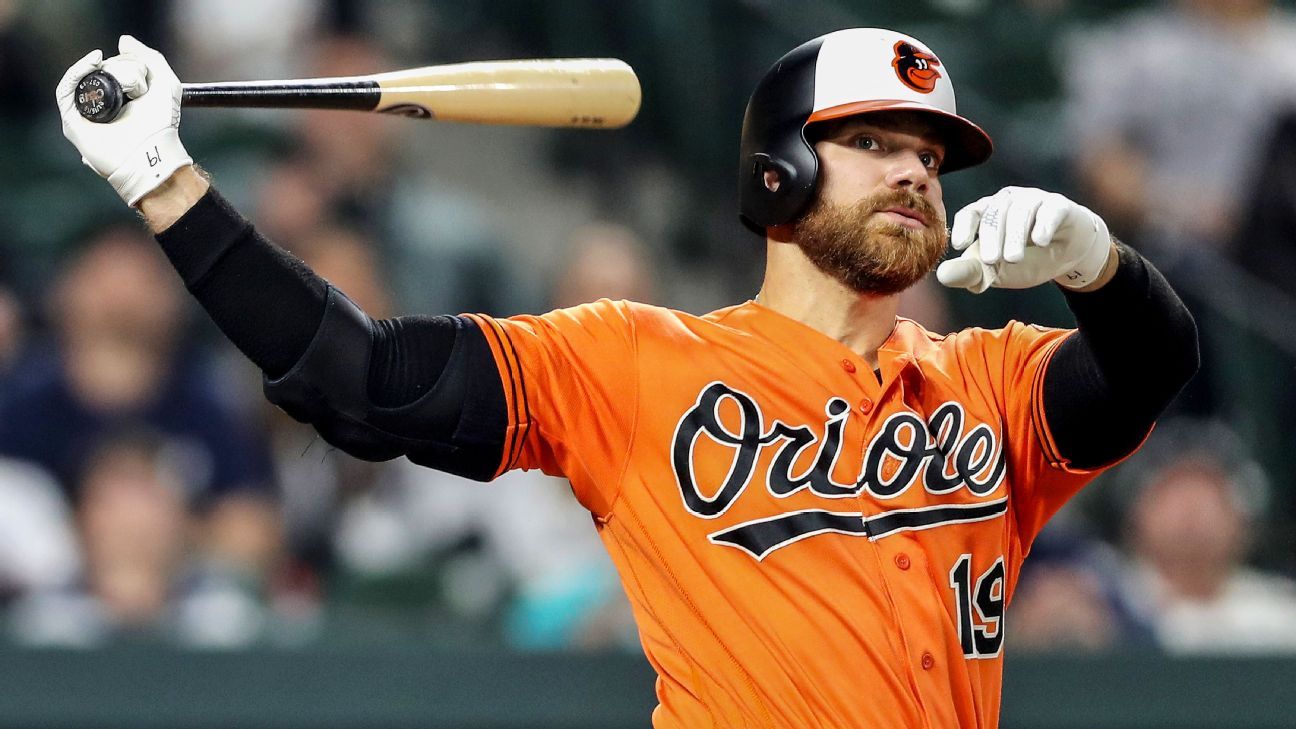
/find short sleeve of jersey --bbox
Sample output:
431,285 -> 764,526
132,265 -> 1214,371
462,300 -> 637,515
951,322 -> 1097,549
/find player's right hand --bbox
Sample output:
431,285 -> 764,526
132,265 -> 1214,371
56,35 -> 193,206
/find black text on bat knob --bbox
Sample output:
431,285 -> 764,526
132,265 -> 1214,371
75,71 -> 126,123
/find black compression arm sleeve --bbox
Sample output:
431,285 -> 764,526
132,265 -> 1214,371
1042,242 -> 1199,469
156,188 -> 326,378
154,188 -> 507,473
155,187 -> 455,400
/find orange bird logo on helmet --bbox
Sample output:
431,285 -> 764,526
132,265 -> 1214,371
891,41 -> 942,94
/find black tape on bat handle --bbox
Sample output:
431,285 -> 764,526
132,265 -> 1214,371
73,71 -> 383,123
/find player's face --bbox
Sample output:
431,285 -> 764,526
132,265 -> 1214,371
791,114 -> 949,296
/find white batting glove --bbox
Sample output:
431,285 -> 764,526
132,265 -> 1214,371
55,35 -> 192,206
936,187 -> 1113,293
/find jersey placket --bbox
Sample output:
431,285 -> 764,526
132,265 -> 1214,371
853,353 -> 960,729
734,304 -> 963,724
873,533 -> 960,728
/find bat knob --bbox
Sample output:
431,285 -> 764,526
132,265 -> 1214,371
75,70 -> 125,124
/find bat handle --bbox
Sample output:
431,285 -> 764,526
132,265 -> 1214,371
75,70 -> 126,123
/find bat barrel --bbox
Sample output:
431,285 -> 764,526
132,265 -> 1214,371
370,59 -> 642,127
181,81 -> 381,110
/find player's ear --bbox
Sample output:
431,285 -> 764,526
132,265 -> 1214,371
763,167 -> 781,192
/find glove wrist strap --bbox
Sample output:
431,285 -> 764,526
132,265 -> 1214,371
1054,220 -> 1114,290
107,129 -> 193,206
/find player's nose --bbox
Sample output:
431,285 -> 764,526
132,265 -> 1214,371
884,151 -> 932,194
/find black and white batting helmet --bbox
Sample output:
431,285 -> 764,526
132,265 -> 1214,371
738,28 -> 993,232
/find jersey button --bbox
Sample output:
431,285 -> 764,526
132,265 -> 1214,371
894,553 -> 911,570
840,359 -> 857,373
920,652 -> 935,671
859,398 -> 873,414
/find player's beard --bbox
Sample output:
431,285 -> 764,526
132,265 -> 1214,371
791,189 -> 948,296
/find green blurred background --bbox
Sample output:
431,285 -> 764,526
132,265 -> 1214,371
2,0 -> 1296,726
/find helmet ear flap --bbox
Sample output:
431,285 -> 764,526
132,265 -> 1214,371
740,148 -> 818,234
751,154 -> 792,192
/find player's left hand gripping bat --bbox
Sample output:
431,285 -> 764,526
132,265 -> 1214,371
74,58 -> 642,129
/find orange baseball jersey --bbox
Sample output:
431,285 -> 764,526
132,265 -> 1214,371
463,298 -> 1118,729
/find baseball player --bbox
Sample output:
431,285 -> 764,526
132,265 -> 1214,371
57,29 -> 1197,729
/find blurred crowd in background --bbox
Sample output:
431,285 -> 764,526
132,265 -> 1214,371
0,0 -> 1295,655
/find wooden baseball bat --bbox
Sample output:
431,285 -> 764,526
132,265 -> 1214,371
74,58 -> 642,128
